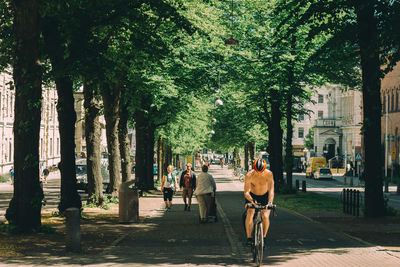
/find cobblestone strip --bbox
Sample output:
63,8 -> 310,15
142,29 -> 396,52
216,199 -> 249,264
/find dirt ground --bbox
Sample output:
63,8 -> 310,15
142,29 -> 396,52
1,205 -> 399,258
0,203 -> 125,258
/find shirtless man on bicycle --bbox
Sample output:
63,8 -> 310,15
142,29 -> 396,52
244,158 -> 275,247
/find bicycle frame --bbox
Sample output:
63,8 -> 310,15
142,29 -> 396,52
246,203 -> 276,267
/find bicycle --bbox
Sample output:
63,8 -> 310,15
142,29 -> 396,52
246,203 -> 277,267
233,168 -> 246,182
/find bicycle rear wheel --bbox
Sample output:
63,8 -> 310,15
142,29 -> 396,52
254,222 -> 264,266
239,173 -> 245,182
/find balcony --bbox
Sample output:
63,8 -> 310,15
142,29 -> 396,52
315,118 -> 341,128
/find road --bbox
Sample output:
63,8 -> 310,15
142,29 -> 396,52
290,172 -> 400,210
0,166 -> 400,266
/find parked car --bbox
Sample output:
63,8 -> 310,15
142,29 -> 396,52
76,159 -> 110,193
313,167 -> 333,180
131,163 -> 156,175
306,157 -> 327,178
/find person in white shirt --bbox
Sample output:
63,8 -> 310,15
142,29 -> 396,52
161,165 -> 178,211
195,165 -> 216,223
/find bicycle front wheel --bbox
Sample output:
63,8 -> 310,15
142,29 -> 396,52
254,222 -> 264,266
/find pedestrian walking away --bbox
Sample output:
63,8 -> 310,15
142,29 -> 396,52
42,167 -> 50,184
180,163 -> 196,211
9,166 -> 14,185
195,164 -> 216,223
161,165 -> 178,211
244,158 -> 275,247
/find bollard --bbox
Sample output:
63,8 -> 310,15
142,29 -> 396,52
351,189 -> 356,216
384,180 -> 389,193
343,176 -> 347,186
350,176 -> 353,187
342,189 -> 346,213
397,184 -> 400,195
295,180 -> 300,191
65,207 -> 81,252
119,180 -> 139,223
356,190 -> 360,217
302,180 -> 306,192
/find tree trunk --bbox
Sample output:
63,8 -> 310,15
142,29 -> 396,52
269,89 -> 284,192
163,142 -> 172,175
244,144 -> 249,171
5,0 -> 43,232
249,142 -> 255,163
41,19 -> 82,213
285,92 -> 294,189
157,136 -> 163,181
135,109 -> 156,191
233,147 -> 241,168
102,83 -> 121,198
355,1 -> 385,217
83,79 -> 103,205
118,95 -> 131,183
285,44 -> 296,189
56,77 -> 82,213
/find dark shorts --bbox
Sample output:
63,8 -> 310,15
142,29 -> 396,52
163,188 -> 174,201
245,192 -> 269,206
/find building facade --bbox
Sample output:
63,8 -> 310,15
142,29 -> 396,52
381,62 -> 400,171
0,70 -> 60,174
293,84 -> 363,171
292,86 -> 331,159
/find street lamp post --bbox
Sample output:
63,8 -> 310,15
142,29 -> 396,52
385,94 -> 389,193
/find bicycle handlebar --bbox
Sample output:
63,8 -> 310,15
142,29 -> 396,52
247,203 -> 277,216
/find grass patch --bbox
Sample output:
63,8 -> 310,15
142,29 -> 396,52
275,192 -> 342,212
0,175 -> 9,183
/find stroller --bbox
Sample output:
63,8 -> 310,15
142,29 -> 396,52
198,192 -> 218,223
208,193 -> 218,222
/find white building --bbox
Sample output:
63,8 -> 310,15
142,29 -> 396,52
293,84 -> 363,169
292,86 -> 331,159
0,70 -> 60,174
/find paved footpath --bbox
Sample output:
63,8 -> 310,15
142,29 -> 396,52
1,166 -> 400,266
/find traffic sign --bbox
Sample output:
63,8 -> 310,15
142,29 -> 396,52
355,153 -> 362,161
392,148 -> 396,160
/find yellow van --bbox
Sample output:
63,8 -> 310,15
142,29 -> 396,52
306,157 -> 327,178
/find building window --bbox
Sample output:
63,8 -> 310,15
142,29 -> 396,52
314,146 -> 317,153
50,138 -> 53,156
396,92 -> 399,111
318,110 -> 323,119
40,138 -> 43,159
57,138 -> 60,155
9,139 -> 12,162
5,93 -> 8,117
382,96 -> 385,113
298,127 -> 304,138
5,138 -> 8,161
298,114 -> 304,121
391,93 -> 394,111
318,94 -> 324,103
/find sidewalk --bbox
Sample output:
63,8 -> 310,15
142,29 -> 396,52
1,166 -> 400,266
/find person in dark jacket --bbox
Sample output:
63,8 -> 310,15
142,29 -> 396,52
179,163 -> 196,211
